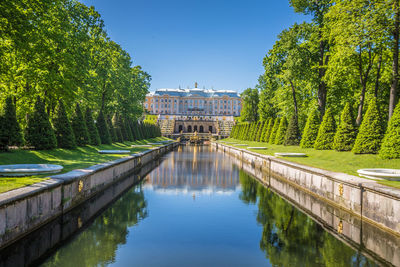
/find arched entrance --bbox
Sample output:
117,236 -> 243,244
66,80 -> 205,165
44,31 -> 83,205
209,126 -> 213,133
194,125 -> 198,132
187,125 -> 192,132
199,125 -> 204,133
178,125 -> 183,132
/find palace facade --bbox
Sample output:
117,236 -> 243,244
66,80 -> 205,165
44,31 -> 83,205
144,87 -> 242,116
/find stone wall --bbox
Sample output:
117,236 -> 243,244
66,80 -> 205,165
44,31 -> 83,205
0,142 -> 178,250
213,142 -> 400,237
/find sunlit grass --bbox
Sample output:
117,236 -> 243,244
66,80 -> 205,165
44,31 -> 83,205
0,137 -> 171,193
219,138 -> 400,189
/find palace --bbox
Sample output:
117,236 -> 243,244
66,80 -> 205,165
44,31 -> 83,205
144,84 -> 241,139
144,86 -> 242,116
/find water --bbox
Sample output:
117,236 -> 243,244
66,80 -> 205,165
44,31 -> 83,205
39,146 -> 379,266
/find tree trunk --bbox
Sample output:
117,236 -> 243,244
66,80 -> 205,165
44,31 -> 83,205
356,45 -> 374,126
289,80 -> 299,119
375,51 -> 383,98
390,0 -> 400,119
318,31 -> 328,119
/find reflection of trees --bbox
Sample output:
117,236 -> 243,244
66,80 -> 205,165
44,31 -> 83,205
238,170 -> 377,267
43,184 -> 148,267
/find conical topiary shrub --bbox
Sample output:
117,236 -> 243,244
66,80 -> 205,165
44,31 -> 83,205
353,98 -> 384,154
2,96 -> 23,147
53,100 -> 76,149
274,117 -> 288,145
85,108 -> 101,146
333,103 -> 357,151
96,110 -> 111,145
0,115 -> 8,151
300,109 -> 320,148
124,117 -> 134,141
314,108 -> 336,150
71,103 -> 90,146
269,118 -> 280,144
107,115 -> 117,142
284,115 -> 300,146
112,114 -> 123,142
256,121 -> 264,142
262,118 -> 274,143
25,97 -> 57,150
380,103 -> 400,159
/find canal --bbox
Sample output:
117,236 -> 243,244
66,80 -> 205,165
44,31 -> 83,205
1,145 -> 397,266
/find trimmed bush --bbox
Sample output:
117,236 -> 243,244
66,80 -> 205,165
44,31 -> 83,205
300,110 -> 320,148
262,118 -> 274,143
2,96 -> 23,146
71,104 -> 90,146
269,118 -> 280,144
53,100 -> 76,149
274,117 -> 288,145
284,115 -> 300,146
85,108 -> 101,145
379,104 -> 400,159
96,110 -> 112,144
112,114 -> 123,142
333,103 -> 357,151
380,103 -> 400,159
353,98 -> 384,154
25,97 -> 57,150
107,115 -> 118,142
124,117 -> 134,141
314,108 -> 336,150
256,121 -> 264,142
0,116 -> 8,151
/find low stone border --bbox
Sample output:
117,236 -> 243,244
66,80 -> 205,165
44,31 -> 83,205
213,142 -> 400,236
0,141 -> 179,249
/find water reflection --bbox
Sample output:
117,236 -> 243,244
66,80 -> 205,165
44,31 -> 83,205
239,170 -> 378,266
145,145 -> 240,193
34,145 -> 391,266
41,185 -> 147,267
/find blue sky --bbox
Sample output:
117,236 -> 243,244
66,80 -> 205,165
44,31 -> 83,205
80,0 -> 308,93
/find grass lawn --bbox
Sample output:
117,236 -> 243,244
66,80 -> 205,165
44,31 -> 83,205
0,137 -> 171,193
219,138 -> 400,189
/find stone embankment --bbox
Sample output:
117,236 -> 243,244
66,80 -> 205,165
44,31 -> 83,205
213,142 -> 400,237
0,142 -> 178,250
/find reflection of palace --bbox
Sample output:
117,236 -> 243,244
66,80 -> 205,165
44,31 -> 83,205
145,146 -> 240,193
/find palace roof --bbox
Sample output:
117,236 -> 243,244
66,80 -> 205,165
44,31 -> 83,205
146,88 -> 240,98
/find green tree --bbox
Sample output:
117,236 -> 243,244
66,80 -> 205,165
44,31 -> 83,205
269,118 -> 280,144
353,98 -> 384,154
314,108 -> 336,150
96,110 -> 111,145
112,114 -> 123,142
300,109 -> 320,148
274,117 -> 288,145
25,97 -> 57,150
85,108 -> 101,146
240,88 -> 259,122
284,115 -> 301,146
71,104 -> 90,146
107,115 -> 118,142
380,103 -> 400,158
333,103 -> 357,151
53,100 -> 76,149
256,121 -> 264,142
262,118 -> 274,143
2,96 -> 23,146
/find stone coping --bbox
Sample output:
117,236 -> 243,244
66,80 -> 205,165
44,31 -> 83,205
0,142 -> 177,206
215,142 -> 398,192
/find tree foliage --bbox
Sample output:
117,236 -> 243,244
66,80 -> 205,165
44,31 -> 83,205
53,100 -> 76,149
380,103 -> 400,159
300,110 -> 320,148
333,103 -> 357,151
353,98 -> 384,154
314,108 -> 336,150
